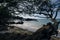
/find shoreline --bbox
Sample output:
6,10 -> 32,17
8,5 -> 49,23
52,30 -> 60,38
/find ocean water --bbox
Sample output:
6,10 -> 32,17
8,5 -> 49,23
37,19 -> 60,29
23,19 -> 60,32
10,19 -> 60,32
9,19 -> 60,38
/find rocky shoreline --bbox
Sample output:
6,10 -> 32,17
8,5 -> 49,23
50,31 -> 60,40
51,36 -> 60,40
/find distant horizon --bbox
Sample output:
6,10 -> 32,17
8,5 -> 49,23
18,13 -> 60,19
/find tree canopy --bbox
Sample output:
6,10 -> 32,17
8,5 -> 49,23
0,0 -> 60,40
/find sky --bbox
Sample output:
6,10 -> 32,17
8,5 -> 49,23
17,0 -> 60,19
51,0 -> 57,4
18,12 -> 60,19
56,13 -> 60,19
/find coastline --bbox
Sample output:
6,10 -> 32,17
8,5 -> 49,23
52,30 -> 60,38
50,30 -> 60,40
57,30 -> 60,37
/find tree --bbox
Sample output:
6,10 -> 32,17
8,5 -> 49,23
0,0 -> 60,40
0,0 -> 18,31
37,0 -> 60,35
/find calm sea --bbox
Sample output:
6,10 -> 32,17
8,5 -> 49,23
24,19 -> 60,37
10,19 -> 60,32
37,19 -> 60,29
9,19 -> 60,37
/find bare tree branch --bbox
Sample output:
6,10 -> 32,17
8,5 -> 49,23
54,11 -> 58,19
40,13 -> 52,18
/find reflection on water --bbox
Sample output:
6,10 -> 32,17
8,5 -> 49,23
9,19 -> 60,32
